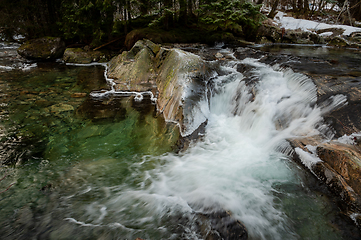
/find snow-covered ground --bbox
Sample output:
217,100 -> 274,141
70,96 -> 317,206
274,11 -> 361,36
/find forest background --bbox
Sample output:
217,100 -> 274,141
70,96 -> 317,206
0,0 -> 360,49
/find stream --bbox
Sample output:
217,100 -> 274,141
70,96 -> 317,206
1,42 -> 361,239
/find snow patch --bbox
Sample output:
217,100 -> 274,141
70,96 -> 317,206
274,11 -> 361,36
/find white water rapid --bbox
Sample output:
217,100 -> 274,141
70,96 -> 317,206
67,56 -> 347,239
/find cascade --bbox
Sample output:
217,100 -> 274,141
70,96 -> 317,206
68,55 -> 346,239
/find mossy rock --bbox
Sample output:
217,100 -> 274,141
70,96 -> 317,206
107,39 -> 213,136
17,37 -> 65,61
327,36 -> 350,47
63,48 -> 107,64
107,39 -> 159,92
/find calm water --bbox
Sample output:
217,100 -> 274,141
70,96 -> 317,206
0,43 -> 360,239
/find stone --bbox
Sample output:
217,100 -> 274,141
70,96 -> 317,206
282,30 -> 322,44
107,39 -> 159,92
312,161 -> 361,212
49,103 -> 74,113
75,96 -> 127,121
289,136 -> 361,212
155,46 -> 211,136
258,21 -> 326,44
70,93 -> 87,98
107,39 -> 212,136
257,24 -> 282,43
196,211 -> 248,240
215,52 -> 224,59
316,28 -> 345,37
327,36 -> 350,47
62,48 -> 105,64
317,142 -> 361,197
17,37 -> 65,61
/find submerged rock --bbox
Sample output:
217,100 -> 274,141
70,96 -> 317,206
17,37 -> 65,61
49,103 -> 74,113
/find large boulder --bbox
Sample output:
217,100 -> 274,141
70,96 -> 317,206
317,142 -> 361,197
107,39 -> 212,136
107,39 -> 160,92
17,37 -> 65,61
155,47 -> 210,135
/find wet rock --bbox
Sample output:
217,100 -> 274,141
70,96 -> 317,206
349,32 -> 361,43
107,39 -> 213,136
49,103 -> 74,113
196,211 -> 248,240
313,161 -> 361,212
316,28 -> 345,37
327,36 -> 350,47
317,142 -> 361,197
62,48 -> 107,64
155,47 -> 211,135
289,137 -> 361,213
76,96 -> 127,122
70,93 -> 87,98
283,29 -> 323,44
258,23 -> 323,44
17,37 -> 65,61
74,67 -> 109,92
215,52 -> 224,59
324,102 -> 361,138
107,39 -> 159,92
258,23 -> 282,43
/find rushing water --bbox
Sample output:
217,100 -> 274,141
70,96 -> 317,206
0,43 -> 361,240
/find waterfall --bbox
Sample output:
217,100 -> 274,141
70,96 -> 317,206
66,56 -> 347,239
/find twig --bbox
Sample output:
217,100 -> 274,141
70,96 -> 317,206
0,174 -> 7,182
93,37 -> 123,51
0,183 -> 15,194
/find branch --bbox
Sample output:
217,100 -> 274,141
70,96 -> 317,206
0,183 -> 15,194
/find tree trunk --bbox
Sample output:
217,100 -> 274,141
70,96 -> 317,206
268,0 -> 280,19
139,0 -> 148,15
163,0 -> 173,30
303,0 -> 309,13
179,0 -> 187,25
350,0 -> 361,21
297,0 -> 304,11
123,6 -> 128,35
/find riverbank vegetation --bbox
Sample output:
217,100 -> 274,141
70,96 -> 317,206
0,0 -> 359,48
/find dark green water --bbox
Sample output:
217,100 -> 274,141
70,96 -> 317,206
0,60 -> 179,239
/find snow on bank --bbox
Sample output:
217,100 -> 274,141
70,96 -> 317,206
274,11 -> 361,36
